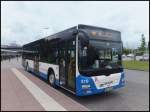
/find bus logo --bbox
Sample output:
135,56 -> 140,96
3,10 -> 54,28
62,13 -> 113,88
99,81 -> 113,87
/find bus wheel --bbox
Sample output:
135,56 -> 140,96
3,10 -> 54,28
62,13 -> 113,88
49,73 -> 56,87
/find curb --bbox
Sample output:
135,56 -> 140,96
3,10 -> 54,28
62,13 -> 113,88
124,68 -> 149,72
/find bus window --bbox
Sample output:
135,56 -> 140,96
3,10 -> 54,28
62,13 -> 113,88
78,39 -> 123,76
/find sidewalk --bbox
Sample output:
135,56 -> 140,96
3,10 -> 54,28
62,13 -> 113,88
1,67 -> 44,111
1,58 -> 89,111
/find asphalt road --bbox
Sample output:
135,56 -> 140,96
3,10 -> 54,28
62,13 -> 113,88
1,58 -> 149,111
58,68 -> 149,111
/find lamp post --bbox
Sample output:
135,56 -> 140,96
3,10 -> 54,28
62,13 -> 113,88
35,27 -> 49,39
42,27 -> 49,37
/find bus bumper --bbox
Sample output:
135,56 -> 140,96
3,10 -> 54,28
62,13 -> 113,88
76,72 -> 125,96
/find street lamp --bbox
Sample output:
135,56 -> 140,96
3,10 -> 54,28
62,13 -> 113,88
35,27 -> 49,39
41,27 -> 49,37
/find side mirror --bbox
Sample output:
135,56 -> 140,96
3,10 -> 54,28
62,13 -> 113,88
72,29 -> 78,35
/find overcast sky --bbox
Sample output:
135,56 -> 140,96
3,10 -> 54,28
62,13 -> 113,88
1,1 -> 149,48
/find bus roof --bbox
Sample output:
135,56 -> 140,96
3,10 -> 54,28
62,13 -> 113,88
78,24 -> 121,33
23,24 -> 121,47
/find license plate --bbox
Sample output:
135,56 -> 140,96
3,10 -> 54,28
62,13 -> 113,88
105,87 -> 113,92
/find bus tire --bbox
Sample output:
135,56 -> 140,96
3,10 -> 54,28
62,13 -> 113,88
48,71 -> 57,88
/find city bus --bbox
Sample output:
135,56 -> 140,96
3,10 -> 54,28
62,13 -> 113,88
22,24 -> 125,96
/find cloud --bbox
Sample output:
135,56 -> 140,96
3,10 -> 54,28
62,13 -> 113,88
1,1 -> 149,48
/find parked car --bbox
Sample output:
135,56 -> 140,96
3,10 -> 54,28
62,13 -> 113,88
139,54 -> 149,61
122,54 -> 126,58
136,56 -> 143,61
127,53 -> 134,58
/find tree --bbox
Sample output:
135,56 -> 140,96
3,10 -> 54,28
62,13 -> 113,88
138,34 -> 146,55
123,47 -> 132,55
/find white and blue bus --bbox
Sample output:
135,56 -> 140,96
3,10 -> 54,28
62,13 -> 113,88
22,24 -> 125,96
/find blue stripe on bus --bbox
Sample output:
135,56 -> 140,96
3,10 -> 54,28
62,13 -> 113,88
76,75 -> 105,96
26,66 -> 59,86
27,66 -> 47,80
39,71 -> 48,80
76,72 -> 125,96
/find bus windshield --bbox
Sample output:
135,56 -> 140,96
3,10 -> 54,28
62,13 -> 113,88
78,39 -> 123,76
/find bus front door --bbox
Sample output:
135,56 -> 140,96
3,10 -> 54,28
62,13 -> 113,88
67,50 -> 75,90
59,49 -> 75,91
58,39 -> 76,92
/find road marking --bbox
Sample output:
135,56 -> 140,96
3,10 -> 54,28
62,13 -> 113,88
11,68 -> 66,111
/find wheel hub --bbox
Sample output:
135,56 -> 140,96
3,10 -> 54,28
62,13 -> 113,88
49,74 -> 54,84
